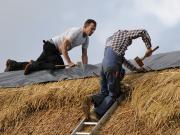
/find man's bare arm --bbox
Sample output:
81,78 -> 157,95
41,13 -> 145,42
59,39 -> 75,67
82,48 -> 88,64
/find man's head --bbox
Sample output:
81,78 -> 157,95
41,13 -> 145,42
83,19 -> 96,36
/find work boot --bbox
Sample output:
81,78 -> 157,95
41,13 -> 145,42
21,62 -> 29,70
4,59 -> 29,72
4,59 -> 11,72
24,62 -> 55,75
29,60 -> 35,64
24,63 -> 39,75
89,110 -> 100,122
82,96 -> 92,120
4,59 -> 18,72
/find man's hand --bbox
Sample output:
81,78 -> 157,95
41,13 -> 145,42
68,62 -> 76,67
136,67 -> 147,73
145,48 -> 153,57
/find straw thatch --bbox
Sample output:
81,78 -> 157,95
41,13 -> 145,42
0,78 -> 99,134
101,69 -> 180,135
0,68 -> 179,135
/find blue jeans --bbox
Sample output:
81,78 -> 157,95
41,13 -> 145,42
92,65 -> 125,117
92,47 -> 125,117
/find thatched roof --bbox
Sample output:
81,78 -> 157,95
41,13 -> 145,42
0,69 -> 179,135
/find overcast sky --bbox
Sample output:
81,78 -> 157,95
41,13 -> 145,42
0,0 -> 180,72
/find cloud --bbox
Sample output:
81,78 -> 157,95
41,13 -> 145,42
156,22 -> 180,52
0,0 -> 180,72
135,0 -> 180,26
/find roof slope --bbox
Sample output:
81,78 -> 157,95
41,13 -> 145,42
1,50 -> 180,88
0,68 -> 179,135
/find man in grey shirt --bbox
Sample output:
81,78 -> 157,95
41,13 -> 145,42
4,19 -> 96,75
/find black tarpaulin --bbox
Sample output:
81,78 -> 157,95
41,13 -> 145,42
0,50 -> 180,88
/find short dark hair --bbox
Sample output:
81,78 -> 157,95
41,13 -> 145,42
84,19 -> 97,27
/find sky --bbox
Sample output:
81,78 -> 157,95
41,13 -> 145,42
0,0 -> 180,72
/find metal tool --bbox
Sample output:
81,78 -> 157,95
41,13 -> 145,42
134,46 -> 159,68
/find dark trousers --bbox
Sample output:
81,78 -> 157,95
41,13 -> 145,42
8,61 -> 29,71
92,66 -> 125,117
10,40 -> 64,71
33,40 -> 64,70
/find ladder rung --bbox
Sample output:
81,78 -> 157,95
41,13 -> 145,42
83,122 -> 98,125
72,96 -> 122,135
76,132 -> 90,135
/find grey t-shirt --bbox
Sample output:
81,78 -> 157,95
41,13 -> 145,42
51,27 -> 89,54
